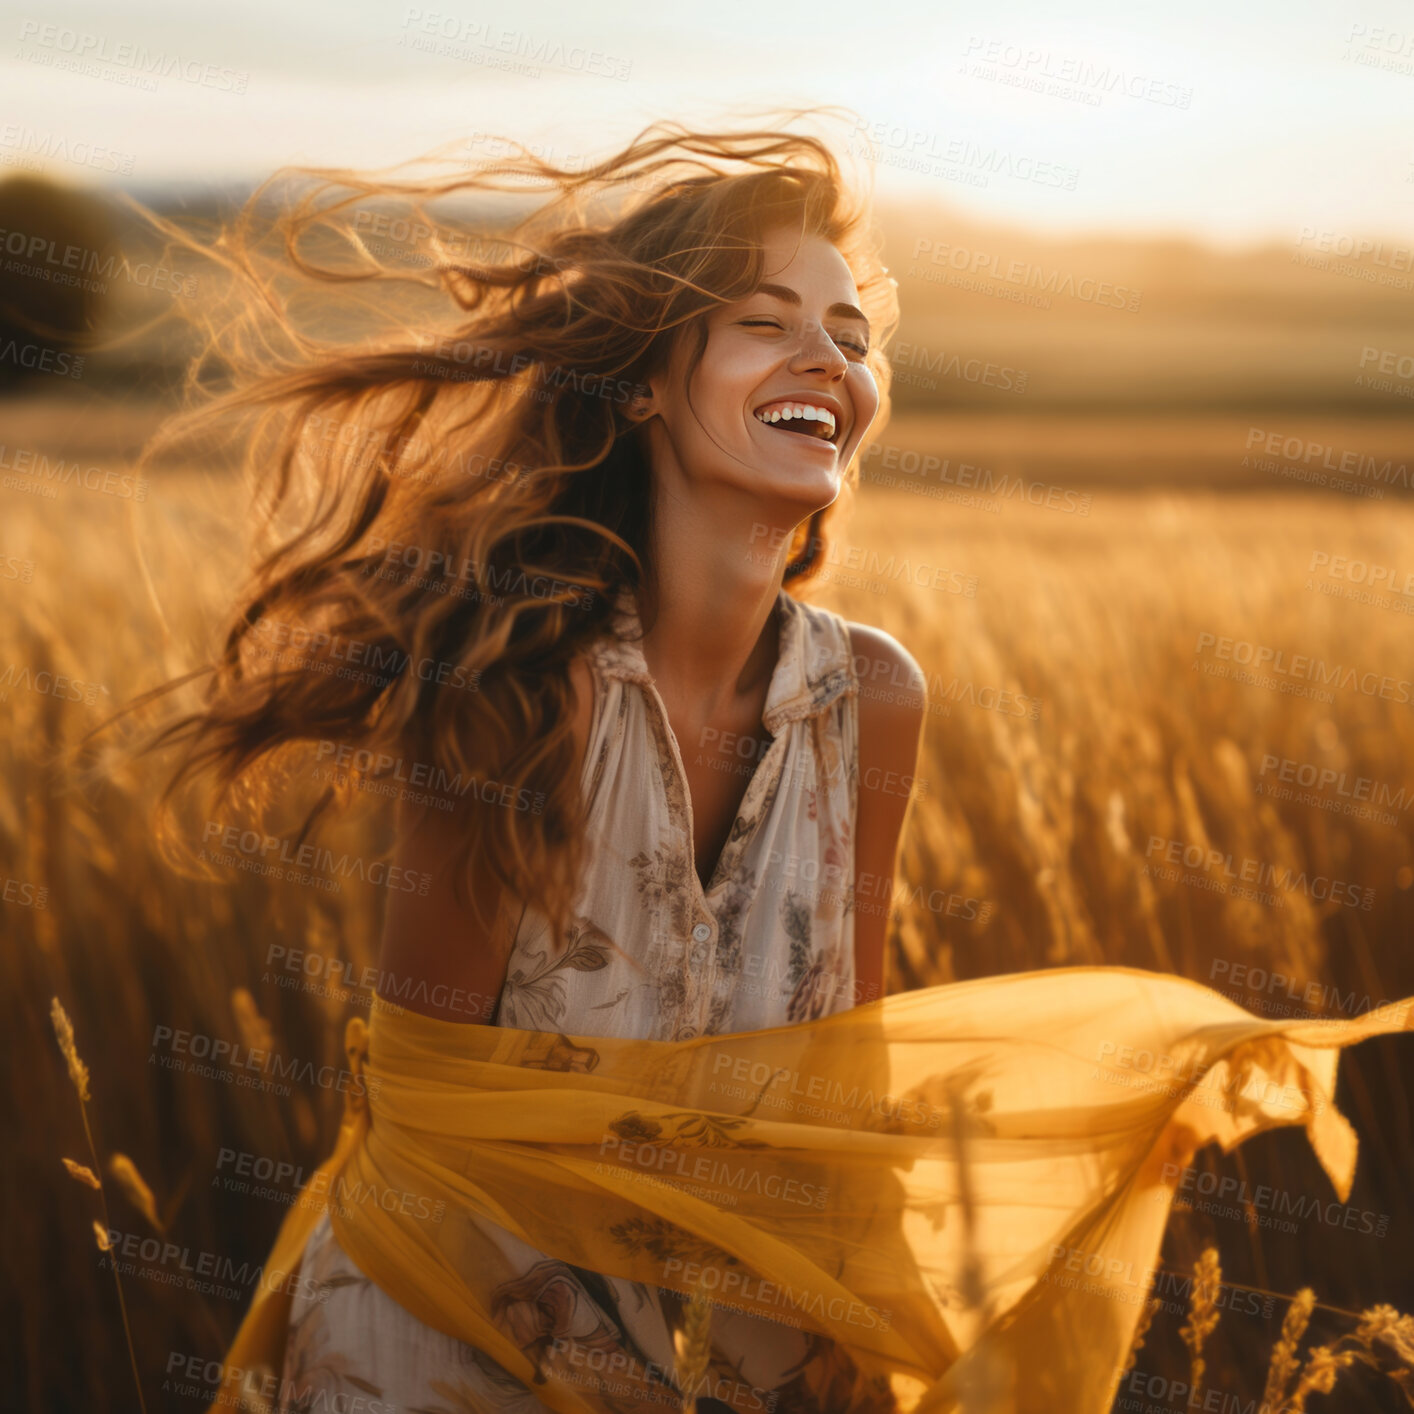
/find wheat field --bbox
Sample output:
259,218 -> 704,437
4,393 -> 1414,1411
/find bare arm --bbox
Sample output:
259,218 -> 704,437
847,623 -> 928,1006
375,653 -> 596,1022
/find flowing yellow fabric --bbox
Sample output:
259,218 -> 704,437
207,966 -> 1412,1414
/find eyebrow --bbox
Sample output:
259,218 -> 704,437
751,282 -> 871,334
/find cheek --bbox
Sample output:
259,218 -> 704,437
849,370 -> 881,430
712,343 -> 780,404
682,343 -> 772,441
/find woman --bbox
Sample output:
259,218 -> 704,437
276,146 -> 923,1410
145,121 -> 1410,1414
149,121 -> 917,1410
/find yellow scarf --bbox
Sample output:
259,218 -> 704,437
206,966 -> 1411,1413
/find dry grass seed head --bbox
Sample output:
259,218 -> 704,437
50,997 -> 91,1103
1263,1286 -> 1315,1411
673,1285 -> 713,1411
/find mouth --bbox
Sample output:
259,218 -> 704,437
752,399 -> 841,448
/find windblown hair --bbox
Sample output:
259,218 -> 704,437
133,114 -> 900,957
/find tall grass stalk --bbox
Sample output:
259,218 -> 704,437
50,997 -> 149,1414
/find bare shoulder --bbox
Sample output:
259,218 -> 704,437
845,621 -> 928,1001
845,621 -> 928,723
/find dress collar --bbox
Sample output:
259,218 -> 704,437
590,582 -> 856,733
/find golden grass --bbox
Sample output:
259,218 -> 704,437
49,998 -> 147,1413
1178,1247 -> 1222,1400
672,1284 -> 713,1412
6,405 -> 1414,1409
1153,1262 -> 1414,1412
821,480 -> 1414,1004
1263,1288 -> 1316,1410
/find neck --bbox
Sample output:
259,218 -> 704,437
636,515 -> 798,722
638,579 -> 783,724
630,423 -> 824,719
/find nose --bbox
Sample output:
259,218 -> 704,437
789,317 -> 849,380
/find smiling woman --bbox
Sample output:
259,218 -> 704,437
138,119 -> 905,980
123,118 -> 930,1410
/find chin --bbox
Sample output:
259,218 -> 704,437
751,461 -> 841,510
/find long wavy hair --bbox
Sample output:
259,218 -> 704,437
129,114 -> 900,958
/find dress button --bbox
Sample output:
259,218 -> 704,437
692,922 -> 713,943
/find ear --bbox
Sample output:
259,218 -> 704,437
626,385 -> 656,422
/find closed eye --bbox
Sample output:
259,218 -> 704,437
739,320 -> 869,358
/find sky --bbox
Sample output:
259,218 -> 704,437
4,0 -> 1413,251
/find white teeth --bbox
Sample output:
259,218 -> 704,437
754,402 -> 838,440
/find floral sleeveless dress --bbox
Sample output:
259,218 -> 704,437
277,586 -> 892,1413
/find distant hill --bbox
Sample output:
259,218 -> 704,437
876,199 -> 1414,414
5,176 -> 1412,421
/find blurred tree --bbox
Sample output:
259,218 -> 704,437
0,176 -> 116,386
